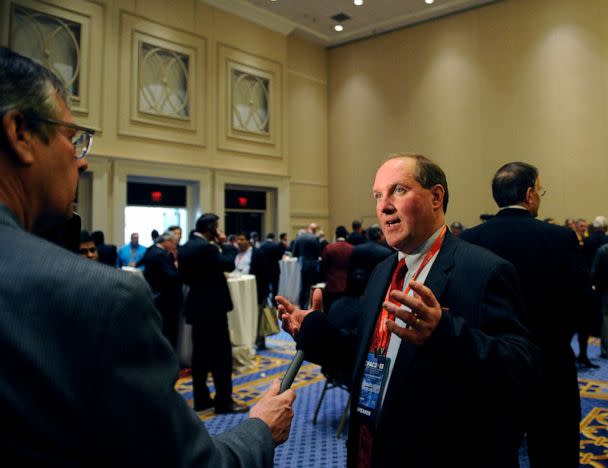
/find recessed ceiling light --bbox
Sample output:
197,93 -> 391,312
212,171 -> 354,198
425,0 -> 434,4
354,0 -> 364,5
334,24 -> 344,32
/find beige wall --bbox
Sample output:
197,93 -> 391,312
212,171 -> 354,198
328,0 -> 608,230
1,0 -> 329,243
287,36 -> 329,239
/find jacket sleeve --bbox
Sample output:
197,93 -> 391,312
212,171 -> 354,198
422,261 -> 539,405
96,275 -> 274,467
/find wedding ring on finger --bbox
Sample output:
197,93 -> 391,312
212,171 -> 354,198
413,316 -> 420,328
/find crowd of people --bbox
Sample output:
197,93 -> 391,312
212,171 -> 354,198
1,46 -> 604,467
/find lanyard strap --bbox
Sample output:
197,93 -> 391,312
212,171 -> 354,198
374,225 -> 447,355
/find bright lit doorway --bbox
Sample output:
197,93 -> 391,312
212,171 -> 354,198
123,206 -> 188,247
124,180 -> 190,247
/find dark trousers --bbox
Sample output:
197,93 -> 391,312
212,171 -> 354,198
525,362 -> 581,468
299,267 -> 318,309
191,314 -> 234,410
155,300 -> 180,351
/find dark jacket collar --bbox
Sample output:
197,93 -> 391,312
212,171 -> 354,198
496,207 -> 534,218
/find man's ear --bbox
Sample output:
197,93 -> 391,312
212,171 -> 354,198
524,186 -> 534,205
430,184 -> 445,210
2,111 -> 37,166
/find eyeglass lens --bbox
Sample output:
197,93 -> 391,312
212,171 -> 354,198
79,247 -> 96,254
72,131 -> 89,159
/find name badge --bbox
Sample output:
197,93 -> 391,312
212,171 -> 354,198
356,353 -> 390,421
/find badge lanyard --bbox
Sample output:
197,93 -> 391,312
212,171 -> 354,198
374,225 -> 446,356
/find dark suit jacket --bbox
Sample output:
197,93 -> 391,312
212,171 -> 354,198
347,241 -> 394,296
298,232 -> 537,468
257,240 -> 284,286
142,244 -> 182,315
0,204 -> 274,466
178,235 -> 234,324
347,231 -> 366,246
583,231 -> 608,268
96,243 -> 117,267
460,208 -> 591,359
249,247 -> 269,305
292,232 -> 321,272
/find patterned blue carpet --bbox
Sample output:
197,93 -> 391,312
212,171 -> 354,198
176,332 -> 608,467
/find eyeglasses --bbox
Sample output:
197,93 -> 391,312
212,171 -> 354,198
79,246 -> 97,255
29,116 -> 95,159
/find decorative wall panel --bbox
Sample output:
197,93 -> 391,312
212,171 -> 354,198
218,44 -> 282,157
118,12 -> 206,146
0,0 -> 103,130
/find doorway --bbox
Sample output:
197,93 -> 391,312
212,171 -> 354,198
224,187 -> 273,239
124,180 -> 190,246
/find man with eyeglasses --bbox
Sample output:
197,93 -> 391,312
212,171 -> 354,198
460,161 -> 592,468
0,47 -> 295,466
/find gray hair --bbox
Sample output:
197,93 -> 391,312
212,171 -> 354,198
156,231 -> 177,243
592,216 -> 608,230
0,47 -> 69,143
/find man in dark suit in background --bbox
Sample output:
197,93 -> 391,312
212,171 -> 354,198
258,232 -> 284,306
0,48 -> 294,466
577,215 -> 608,367
460,161 -> 590,468
278,154 -> 538,468
179,214 -> 249,414
347,225 -> 393,297
292,223 -> 322,308
347,219 -> 367,245
91,229 -> 117,266
142,230 -> 182,350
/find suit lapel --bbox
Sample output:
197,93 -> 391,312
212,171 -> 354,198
377,233 -> 456,427
352,255 -> 397,386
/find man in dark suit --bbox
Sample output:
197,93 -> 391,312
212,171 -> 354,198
91,230 -> 117,266
292,223 -> 322,308
258,233 -> 284,304
0,48 -> 294,466
142,230 -> 182,350
460,161 -> 590,468
347,225 -> 393,297
278,154 -> 538,468
179,214 -> 248,414
577,216 -> 608,366
347,219 -> 366,245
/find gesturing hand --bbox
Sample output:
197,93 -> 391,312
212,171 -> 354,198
383,280 -> 443,346
276,288 -> 323,339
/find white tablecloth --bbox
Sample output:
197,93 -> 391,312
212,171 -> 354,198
227,274 -> 258,372
278,257 -> 301,304
177,275 -> 259,372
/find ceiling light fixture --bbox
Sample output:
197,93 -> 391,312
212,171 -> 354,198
334,24 -> 344,32
354,0 -> 364,5
425,0 -> 434,4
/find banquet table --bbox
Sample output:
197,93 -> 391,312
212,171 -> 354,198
176,274 -> 259,372
278,257 -> 301,304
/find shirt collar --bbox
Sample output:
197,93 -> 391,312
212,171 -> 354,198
398,225 -> 445,270
499,204 -> 528,212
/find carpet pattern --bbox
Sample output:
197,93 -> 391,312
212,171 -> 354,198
176,332 -> 608,467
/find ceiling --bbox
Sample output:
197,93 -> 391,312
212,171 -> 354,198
201,0 -> 498,47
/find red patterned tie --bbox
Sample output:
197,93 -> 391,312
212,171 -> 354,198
358,257 -> 407,468
369,258 -> 407,354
